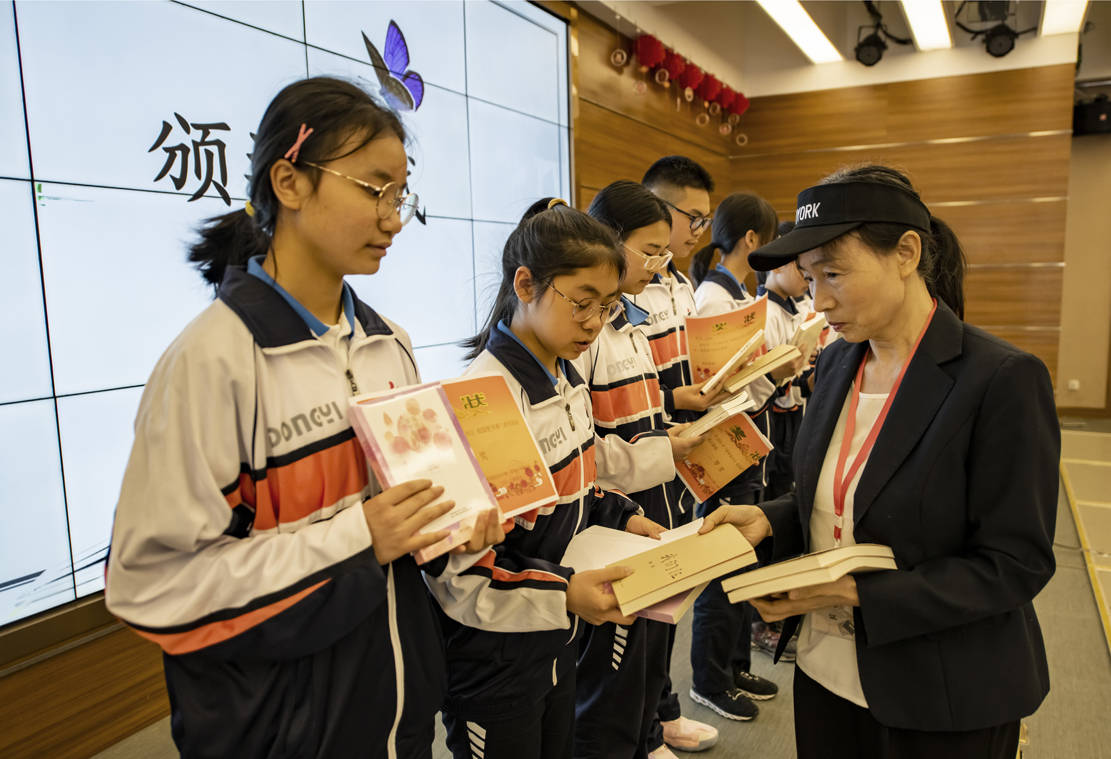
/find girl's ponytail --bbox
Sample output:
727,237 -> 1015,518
689,241 -> 720,286
927,215 -> 966,320
188,209 -> 271,289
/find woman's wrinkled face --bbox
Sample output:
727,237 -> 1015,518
797,234 -> 908,343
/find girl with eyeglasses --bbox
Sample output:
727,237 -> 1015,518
433,200 -> 666,759
104,77 -> 507,759
560,180 -> 719,759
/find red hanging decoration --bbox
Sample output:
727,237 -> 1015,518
730,92 -> 751,118
677,63 -> 703,92
696,74 -> 721,106
635,34 -> 665,72
664,50 -> 686,82
718,86 -> 736,111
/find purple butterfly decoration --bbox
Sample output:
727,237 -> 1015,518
363,21 -> 424,112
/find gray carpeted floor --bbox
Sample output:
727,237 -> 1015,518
95,482 -> 1111,759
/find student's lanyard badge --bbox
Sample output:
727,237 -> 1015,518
830,300 -> 937,545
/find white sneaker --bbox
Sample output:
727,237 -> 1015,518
661,715 -> 719,751
648,745 -> 680,759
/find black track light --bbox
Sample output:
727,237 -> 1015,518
983,23 -> 1018,57
855,32 -> 887,66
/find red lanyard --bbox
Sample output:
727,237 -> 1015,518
830,301 -> 936,544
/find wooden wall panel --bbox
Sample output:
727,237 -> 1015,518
963,267 -> 1063,328
734,64 -> 1074,156
0,626 -> 169,759
939,199 -> 1067,265
734,133 -> 1071,211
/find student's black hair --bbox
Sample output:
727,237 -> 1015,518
464,202 -> 625,360
690,192 -> 778,286
187,76 -> 406,289
759,221 -> 794,287
820,164 -> 966,319
641,156 -> 715,193
586,180 -> 671,241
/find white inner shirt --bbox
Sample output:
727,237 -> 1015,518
796,386 -> 888,708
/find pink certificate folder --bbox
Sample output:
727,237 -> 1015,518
349,383 -> 499,564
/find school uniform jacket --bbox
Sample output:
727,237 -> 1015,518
762,300 -> 1058,731
429,325 -> 639,720
629,263 -> 698,422
759,286 -> 809,411
105,266 -> 447,759
576,297 -> 679,527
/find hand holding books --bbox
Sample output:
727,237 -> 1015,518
672,380 -> 733,412
566,566 -> 637,626
697,503 -> 773,550
666,423 -> 706,462
363,480 -> 455,566
747,575 -> 861,624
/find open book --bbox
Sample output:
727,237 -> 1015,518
687,299 -> 767,386
721,544 -> 896,603
349,374 -> 558,563
679,392 -> 754,439
562,519 -> 756,620
675,412 -> 773,503
699,330 -> 765,397
722,344 -> 803,395
789,313 -> 827,362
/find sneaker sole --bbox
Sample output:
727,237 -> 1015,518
735,688 -> 777,701
688,688 -> 756,721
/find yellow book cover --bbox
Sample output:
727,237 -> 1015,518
441,374 -> 558,521
686,298 -> 767,385
675,411 -> 773,503
611,525 -> 755,614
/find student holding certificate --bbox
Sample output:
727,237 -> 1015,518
700,165 -> 1059,759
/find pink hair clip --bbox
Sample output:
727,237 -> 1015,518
284,123 -> 314,163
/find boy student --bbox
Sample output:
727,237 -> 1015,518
633,156 -> 722,754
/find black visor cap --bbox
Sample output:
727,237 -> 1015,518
748,181 -> 931,271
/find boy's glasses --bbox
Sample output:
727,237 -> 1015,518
549,282 -> 623,324
301,161 -> 419,225
661,199 -> 712,235
622,243 -> 673,274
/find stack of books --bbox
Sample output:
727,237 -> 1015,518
721,544 -> 897,603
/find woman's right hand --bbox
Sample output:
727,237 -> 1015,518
363,480 -> 455,565
566,566 -> 637,626
698,504 -> 773,548
672,382 -> 730,412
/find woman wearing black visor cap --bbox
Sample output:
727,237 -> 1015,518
698,164 -> 1059,759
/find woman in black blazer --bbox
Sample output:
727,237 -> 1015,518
700,165 -> 1059,759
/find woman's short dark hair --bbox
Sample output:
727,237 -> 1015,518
587,180 -> 671,241
188,76 -> 406,289
464,203 -> 624,360
690,192 -> 777,285
821,165 -> 966,319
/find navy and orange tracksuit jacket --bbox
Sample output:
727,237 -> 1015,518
428,323 -> 639,722
106,264 -> 451,759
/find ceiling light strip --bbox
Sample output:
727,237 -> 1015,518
1041,0 -> 1089,36
755,0 -> 843,64
899,0 -> 952,50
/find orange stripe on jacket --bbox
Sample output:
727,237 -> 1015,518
469,550 -> 569,586
591,378 -> 662,424
550,445 -> 596,497
224,438 -> 369,531
130,580 -> 329,655
647,331 -> 687,368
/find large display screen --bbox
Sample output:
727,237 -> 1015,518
0,0 -> 570,626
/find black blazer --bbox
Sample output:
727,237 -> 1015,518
762,301 -> 1059,732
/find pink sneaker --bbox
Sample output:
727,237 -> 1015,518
648,745 -> 680,759
661,716 -> 719,752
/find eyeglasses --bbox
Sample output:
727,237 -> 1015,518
622,243 -> 674,274
549,282 -> 623,324
301,161 -> 419,226
661,199 -> 713,235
